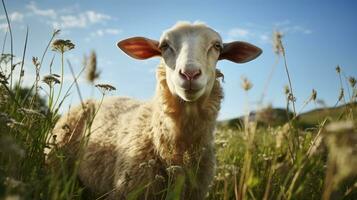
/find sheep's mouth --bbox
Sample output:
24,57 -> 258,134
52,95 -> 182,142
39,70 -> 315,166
180,87 -> 203,96
175,86 -> 205,102
183,88 -> 200,94
179,82 -> 203,92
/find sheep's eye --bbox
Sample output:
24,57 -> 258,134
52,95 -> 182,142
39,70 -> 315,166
159,42 -> 170,51
213,42 -> 222,51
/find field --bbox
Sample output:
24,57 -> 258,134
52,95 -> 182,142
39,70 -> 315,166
1,2 -> 357,200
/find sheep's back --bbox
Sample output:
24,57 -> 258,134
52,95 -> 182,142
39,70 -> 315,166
88,96 -> 143,145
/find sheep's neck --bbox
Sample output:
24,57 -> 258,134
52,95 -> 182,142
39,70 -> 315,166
153,64 -> 223,165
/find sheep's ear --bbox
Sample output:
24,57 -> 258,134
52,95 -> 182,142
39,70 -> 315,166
219,41 -> 262,63
117,37 -> 161,60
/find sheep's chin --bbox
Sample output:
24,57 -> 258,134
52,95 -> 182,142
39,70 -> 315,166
175,87 -> 205,102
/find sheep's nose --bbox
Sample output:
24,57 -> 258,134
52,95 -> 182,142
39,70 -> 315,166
179,69 -> 202,81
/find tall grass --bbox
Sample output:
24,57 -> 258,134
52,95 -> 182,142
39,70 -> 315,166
0,1 -> 111,199
0,1 -> 356,199
208,32 -> 357,200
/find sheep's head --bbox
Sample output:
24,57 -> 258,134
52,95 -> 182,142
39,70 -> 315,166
118,22 -> 262,102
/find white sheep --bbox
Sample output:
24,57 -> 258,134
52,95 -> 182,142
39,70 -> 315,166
48,21 -> 262,199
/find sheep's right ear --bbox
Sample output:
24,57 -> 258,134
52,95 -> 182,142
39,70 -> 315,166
117,37 -> 161,60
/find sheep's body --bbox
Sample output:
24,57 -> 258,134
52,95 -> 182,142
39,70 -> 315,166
51,63 -> 223,199
49,22 -> 261,199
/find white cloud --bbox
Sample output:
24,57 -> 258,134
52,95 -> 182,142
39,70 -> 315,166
105,28 -> 121,35
26,2 -> 57,19
282,25 -> 312,34
0,12 -> 24,22
53,15 -> 87,29
52,11 -> 111,29
228,28 -> 250,38
0,23 -> 7,32
90,28 -> 121,37
274,19 -> 291,27
0,12 -> 24,32
11,12 -> 24,22
92,29 -> 104,37
226,20 -> 312,45
274,20 -> 312,35
259,33 -> 270,43
10,12 -> 24,22
26,2 -> 112,30
86,11 -> 111,23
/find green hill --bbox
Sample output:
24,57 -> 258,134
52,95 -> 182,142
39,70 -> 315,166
218,103 -> 357,129
297,102 -> 357,128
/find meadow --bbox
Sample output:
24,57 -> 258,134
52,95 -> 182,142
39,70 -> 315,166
1,2 -> 357,200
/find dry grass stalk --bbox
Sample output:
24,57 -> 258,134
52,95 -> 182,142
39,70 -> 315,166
85,50 -> 100,84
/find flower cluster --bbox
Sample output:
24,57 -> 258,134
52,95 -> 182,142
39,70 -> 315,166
51,39 -> 75,53
95,83 -> 116,94
42,74 -> 61,86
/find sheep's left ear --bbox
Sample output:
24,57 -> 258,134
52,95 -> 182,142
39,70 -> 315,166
219,41 -> 262,63
117,37 -> 161,60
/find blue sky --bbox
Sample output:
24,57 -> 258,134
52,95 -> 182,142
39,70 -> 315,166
1,0 -> 357,120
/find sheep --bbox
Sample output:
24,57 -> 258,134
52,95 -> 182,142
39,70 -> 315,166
48,21 -> 262,199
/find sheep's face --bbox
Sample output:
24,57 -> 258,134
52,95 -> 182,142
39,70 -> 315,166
118,22 -> 262,102
159,24 -> 222,101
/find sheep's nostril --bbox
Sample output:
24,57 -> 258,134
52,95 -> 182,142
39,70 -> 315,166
192,70 -> 201,80
179,69 -> 189,80
179,69 -> 202,80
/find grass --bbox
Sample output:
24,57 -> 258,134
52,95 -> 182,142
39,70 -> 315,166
1,1 -> 357,199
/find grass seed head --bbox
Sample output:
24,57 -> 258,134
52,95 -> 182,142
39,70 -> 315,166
273,31 -> 284,55
284,85 -> 290,95
6,119 -> 25,129
166,165 -> 184,175
311,89 -> 317,101
338,88 -> 344,102
335,65 -> 341,74
53,29 -> 61,36
18,108 -> 45,118
32,57 -> 40,69
348,76 -> 356,88
241,76 -> 253,91
288,93 -> 296,102
155,175 -> 165,182
86,50 -> 100,84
